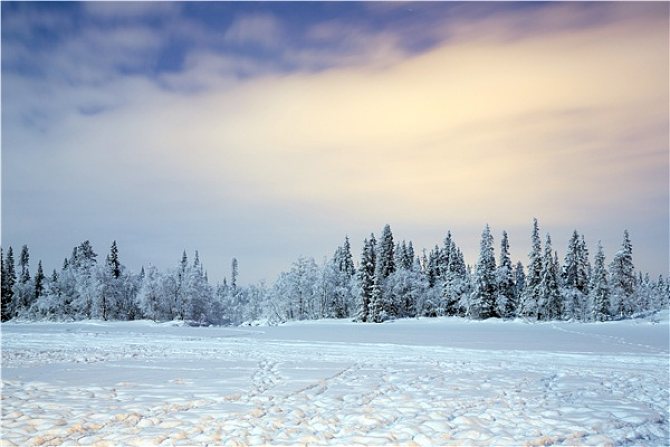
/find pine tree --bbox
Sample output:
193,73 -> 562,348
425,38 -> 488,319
590,242 -> 611,321
394,242 -> 404,271
356,235 -> 376,322
19,245 -> 30,285
136,265 -> 161,321
426,246 -> 440,288
655,275 -> 669,309
371,224 -> 396,320
496,231 -> 516,318
331,237 -> 355,317
231,258 -> 239,290
562,230 -> 589,320
405,241 -> 415,269
193,250 -> 201,272
514,262 -> 525,307
98,243 -> 124,321
378,224 -> 395,279
14,245 -> 33,313
471,225 -> 497,319
439,232 -> 453,280
610,230 -> 635,318
1,247 -> 16,321
49,270 -> 60,297
520,218 -> 543,318
176,250 -> 189,319
180,250 -> 188,275
107,241 -> 121,279
341,237 -> 355,275
635,273 -> 653,314
537,234 -> 562,320
34,261 -> 45,301
369,260 -> 385,322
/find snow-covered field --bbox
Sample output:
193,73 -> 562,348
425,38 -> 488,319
2,315 -> 668,446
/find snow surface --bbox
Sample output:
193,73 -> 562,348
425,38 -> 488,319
1,315 -> 668,446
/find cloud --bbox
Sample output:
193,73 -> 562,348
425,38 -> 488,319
224,14 -> 284,48
1,3 -> 73,39
82,2 -> 181,20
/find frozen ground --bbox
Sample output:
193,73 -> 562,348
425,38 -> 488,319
1,314 -> 668,446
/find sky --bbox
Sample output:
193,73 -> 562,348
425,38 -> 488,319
2,2 -> 668,284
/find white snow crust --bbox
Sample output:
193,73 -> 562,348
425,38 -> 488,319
1,314 -> 668,446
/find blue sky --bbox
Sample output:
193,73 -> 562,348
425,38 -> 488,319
2,2 -> 668,283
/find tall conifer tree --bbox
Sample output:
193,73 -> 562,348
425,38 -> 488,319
590,242 -> 611,321
472,225 -> 497,319
520,219 -> 543,318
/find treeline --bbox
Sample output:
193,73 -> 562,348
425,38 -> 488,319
1,219 -> 668,324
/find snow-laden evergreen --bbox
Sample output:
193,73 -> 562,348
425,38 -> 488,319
355,235 -> 376,322
610,230 -> 636,318
496,231 -> 516,318
538,235 -> 562,321
519,218 -> 543,319
471,225 -> 497,319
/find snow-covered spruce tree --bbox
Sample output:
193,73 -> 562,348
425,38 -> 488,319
520,218 -> 543,319
369,260 -> 385,322
609,230 -> 635,318
577,235 -> 592,317
1,247 -> 16,321
340,237 -> 357,316
655,275 -> 669,309
91,242 -> 123,321
514,261 -> 525,309
108,241 -> 121,279
425,245 -> 441,288
136,265 -> 163,321
183,251 -> 214,324
394,240 -> 415,272
538,234 -> 562,320
231,257 -> 239,290
405,241 -> 415,270
590,242 -> 611,322
442,238 -> 468,317
329,237 -> 356,318
356,234 -> 376,322
436,233 -> 453,315
34,261 -> 45,302
439,232 -> 453,281
1,249 -> 5,318
368,225 -> 396,322
11,245 -> 35,317
175,250 -> 189,320
378,224 -> 395,279
470,225 -> 497,319
380,225 -> 398,318
394,242 -> 404,272
634,273 -> 654,315
496,231 -> 516,318
562,230 -> 590,320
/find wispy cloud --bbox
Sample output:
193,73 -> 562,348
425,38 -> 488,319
82,2 -> 182,20
223,13 -> 284,48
